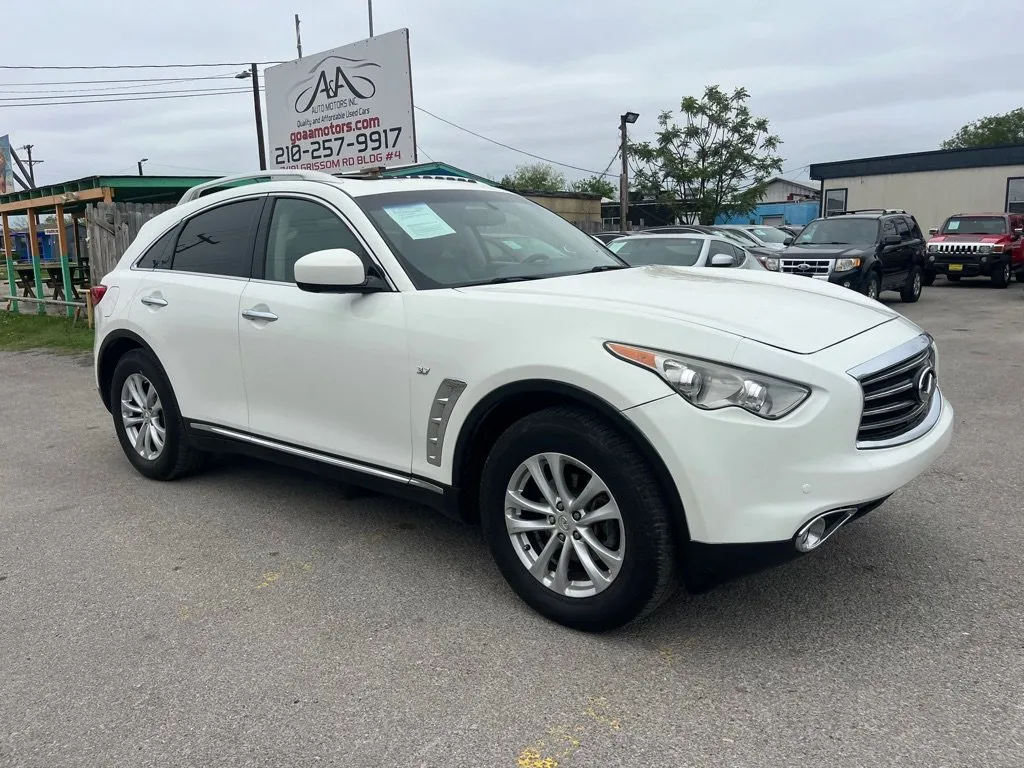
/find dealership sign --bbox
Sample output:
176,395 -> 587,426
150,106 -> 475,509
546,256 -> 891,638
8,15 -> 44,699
264,28 -> 417,173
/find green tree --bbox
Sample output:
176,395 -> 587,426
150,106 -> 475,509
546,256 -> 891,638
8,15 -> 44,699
499,162 -> 566,193
941,108 -> 1024,150
629,85 -> 783,225
570,175 -> 616,198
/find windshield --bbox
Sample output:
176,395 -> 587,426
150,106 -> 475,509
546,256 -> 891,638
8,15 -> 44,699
747,227 -> 789,244
941,216 -> 1006,235
608,237 -> 705,267
711,229 -> 753,247
356,189 -> 624,288
795,218 -> 879,245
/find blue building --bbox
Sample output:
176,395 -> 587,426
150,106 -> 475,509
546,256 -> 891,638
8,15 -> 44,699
716,200 -> 820,227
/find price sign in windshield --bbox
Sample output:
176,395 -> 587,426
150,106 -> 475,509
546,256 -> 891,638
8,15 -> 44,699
264,28 -> 417,173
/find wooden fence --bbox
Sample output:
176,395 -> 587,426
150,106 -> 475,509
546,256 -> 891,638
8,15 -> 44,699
85,202 -> 173,286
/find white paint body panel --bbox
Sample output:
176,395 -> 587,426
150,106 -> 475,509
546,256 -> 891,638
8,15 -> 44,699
94,175 -> 954,549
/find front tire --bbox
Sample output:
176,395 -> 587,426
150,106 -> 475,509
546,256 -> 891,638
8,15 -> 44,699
863,272 -> 881,301
992,261 -> 1010,288
922,270 -> 936,286
900,265 -> 923,303
110,349 -> 207,481
479,406 -> 677,631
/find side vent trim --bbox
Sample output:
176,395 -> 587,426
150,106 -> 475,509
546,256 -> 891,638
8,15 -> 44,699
426,379 -> 467,466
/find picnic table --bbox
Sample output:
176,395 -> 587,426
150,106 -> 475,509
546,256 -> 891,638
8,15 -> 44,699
8,261 -> 88,301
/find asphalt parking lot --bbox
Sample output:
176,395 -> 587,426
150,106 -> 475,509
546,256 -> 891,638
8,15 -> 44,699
1,280 -> 1022,768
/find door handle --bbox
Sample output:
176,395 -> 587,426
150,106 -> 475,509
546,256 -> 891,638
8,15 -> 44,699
140,295 -> 167,307
241,308 -> 278,322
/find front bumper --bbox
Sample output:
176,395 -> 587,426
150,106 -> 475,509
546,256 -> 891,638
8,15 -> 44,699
623,324 -> 954,551
929,256 -> 1001,277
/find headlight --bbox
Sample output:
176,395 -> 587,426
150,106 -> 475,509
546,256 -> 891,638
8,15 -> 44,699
605,342 -> 811,419
979,245 -> 992,254
835,257 -> 862,271
764,257 -> 780,271
927,244 -> 938,253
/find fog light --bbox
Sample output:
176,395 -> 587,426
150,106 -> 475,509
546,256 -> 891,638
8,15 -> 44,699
843,281 -> 851,287
795,517 -> 828,552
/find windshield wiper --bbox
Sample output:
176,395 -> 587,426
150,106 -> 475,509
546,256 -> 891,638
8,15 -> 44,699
585,264 -> 628,273
481,274 -> 548,284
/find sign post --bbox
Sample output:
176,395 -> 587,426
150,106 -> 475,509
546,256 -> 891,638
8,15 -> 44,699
263,28 -> 417,174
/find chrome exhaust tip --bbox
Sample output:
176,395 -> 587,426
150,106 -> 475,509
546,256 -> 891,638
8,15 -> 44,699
794,507 -> 858,553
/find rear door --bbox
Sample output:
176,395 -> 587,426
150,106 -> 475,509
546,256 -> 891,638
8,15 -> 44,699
880,217 -> 908,288
127,196 -> 265,429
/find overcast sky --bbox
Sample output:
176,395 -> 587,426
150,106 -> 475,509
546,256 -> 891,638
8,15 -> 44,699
4,0 -> 1023,188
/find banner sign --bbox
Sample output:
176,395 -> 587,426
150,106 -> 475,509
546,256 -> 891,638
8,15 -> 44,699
264,28 -> 417,173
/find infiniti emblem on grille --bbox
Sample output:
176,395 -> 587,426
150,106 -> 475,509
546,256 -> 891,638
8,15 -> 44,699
915,365 -> 936,403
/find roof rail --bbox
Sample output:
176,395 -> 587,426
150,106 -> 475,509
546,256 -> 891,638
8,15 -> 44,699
837,208 -> 908,215
401,174 -> 479,183
178,170 -> 338,204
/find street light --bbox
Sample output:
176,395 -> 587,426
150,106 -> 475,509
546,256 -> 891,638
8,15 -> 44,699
620,111 -> 639,231
137,158 -> 148,176
237,65 -> 267,170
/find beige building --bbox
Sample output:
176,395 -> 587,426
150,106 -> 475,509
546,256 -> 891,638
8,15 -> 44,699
809,144 -> 1024,232
520,190 -> 603,231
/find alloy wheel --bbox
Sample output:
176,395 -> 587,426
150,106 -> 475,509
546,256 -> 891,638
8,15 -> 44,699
913,272 -> 922,297
120,373 -> 166,461
504,452 -> 625,598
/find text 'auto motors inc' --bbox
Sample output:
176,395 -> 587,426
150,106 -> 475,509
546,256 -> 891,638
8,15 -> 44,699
263,28 -> 417,173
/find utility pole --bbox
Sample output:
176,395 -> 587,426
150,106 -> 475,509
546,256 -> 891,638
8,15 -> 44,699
619,111 -> 638,231
137,158 -> 148,176
367,0 -> 374,36
236,65 -> 267,170
294,14 -> 302,58
21,145 -> 37,186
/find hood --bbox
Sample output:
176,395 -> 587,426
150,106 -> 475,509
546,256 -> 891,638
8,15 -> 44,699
781,243 -> 872,258
457,265 -> 897,355
928,233 -> 1007,243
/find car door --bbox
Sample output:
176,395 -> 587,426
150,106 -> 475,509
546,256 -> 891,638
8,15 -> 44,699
127,196 -> 264,430
236,193 -> 412,473
879,217 -> 906,288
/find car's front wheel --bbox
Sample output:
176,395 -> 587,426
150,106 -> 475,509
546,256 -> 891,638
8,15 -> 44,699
992,261 -> 1011,288
110,349 -> 207,481
863,272 -> 881,301
922,270 -> 936,286
479,406 -> 677,631
900,265 -> 923,303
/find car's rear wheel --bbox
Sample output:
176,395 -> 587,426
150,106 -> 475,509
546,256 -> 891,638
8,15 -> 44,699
110,349 -> 207,481
900,265 -> 923,303
479,406 -> 677,631
992,261 -> 1011,288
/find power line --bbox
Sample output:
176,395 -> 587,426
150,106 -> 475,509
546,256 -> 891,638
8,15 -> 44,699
0,74 -> 240,93
0,86 -> 255,101
0,88 -> 258,107
414,106 -> 614,178
0,61 -> 282,70
0,73 -> 241,88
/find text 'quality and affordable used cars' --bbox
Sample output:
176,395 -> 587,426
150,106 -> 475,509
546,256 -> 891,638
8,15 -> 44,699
92,171 -> 954,631
766,210 -> 928,303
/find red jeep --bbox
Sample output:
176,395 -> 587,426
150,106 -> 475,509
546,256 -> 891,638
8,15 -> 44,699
925,212 -> 1024,287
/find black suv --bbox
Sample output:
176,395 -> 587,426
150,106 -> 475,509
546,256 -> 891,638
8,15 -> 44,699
768,209 -> 927,302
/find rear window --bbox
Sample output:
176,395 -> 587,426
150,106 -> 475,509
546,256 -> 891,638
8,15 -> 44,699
941,216 -> 1006,235
609,237 -> 705,267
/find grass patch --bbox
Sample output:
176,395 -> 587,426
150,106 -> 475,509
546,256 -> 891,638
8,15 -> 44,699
0,311 -> 94,353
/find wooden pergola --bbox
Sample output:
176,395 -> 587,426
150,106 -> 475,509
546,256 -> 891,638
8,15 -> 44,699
1,174 -> 214,322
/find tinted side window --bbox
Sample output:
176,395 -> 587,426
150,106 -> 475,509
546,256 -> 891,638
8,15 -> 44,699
907,217 -> 924,241
731,244 -> 747,264
882,219 -> 898,240
137,227 -> 177,270
171,199 -> 262,277
264,198 -> 368,283
708,239 -> 733,256
895,218 -> 912,241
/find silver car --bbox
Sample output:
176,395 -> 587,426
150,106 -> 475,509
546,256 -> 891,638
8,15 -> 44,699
715,224 -> 791,251
607,233 -> 765,270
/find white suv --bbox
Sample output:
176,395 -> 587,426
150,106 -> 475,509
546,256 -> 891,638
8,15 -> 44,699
93,170 -> 953,631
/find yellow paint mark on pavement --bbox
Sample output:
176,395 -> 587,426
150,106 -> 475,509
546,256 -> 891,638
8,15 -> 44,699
256,571 -> 282,589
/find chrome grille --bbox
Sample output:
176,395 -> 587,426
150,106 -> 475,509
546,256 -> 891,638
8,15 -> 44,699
851,336 -> 938,447
780,258 -> 832,276
935,243 -> 981,253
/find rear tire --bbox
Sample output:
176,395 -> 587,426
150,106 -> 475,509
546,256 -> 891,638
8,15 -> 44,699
992,261 -> 1010,288
479,406 -> 677,631
900,265 -> 923,303
110,349 -> 208,481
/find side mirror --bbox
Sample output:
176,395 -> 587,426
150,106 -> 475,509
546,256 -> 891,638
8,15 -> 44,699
294,248 -> 383,293
783,236 -> 794,246
710,253 -> 736,267
883,234 -> 902,246
928,227 -> 938,236
1014,227 -> 1023,237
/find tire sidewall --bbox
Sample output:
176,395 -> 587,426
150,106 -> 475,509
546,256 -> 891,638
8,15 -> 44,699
480,414 -> 669,630
864,272 -> 881,300
902,265 -> 922,302
110,350 -> 186,480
